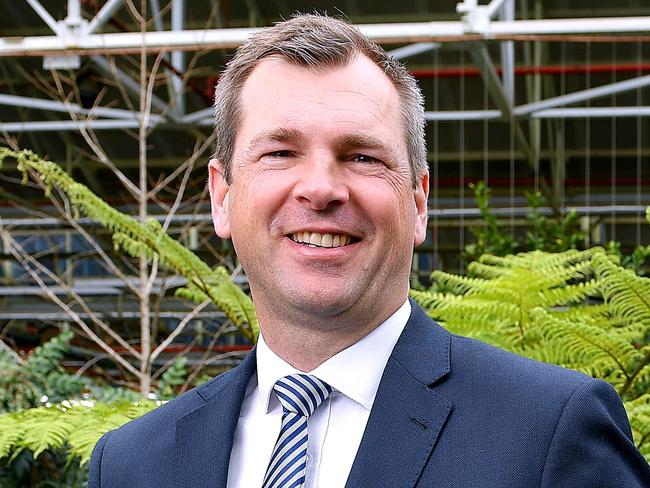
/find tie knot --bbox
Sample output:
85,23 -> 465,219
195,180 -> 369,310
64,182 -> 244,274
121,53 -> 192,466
273,374 -> 332,416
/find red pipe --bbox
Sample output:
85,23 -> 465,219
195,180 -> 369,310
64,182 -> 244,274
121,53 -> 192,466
205,64 -> 650,100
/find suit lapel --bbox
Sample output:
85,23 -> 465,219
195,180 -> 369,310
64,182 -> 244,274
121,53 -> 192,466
345,303 -> 453,488
175,349 -> 256,488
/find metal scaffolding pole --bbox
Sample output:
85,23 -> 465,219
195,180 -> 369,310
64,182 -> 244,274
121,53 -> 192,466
0,119 -> 142,132
389,42 -> 440,60
425,110 -> 502,121
170,0 -> 186,117
499,0 -> 515,105
91,55 -> 171,116
1,205 -> 645,229
85,0 -> 124,35
0,93 -> 150,120
515,74 -> 650,116
24,0 -> 59,34
4,105 -> 650,132
533,106 -> 650,118
3,17 -> 650,56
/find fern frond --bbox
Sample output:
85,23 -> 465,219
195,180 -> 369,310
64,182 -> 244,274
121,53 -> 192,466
536,280 -> 600,308
430,270 -> 492,295
0,400 -> 160,465
0,148 -> 258,342
0,415 -> 23,459
531,308 -> 642,387
23,331 -> 74,377
594,253 -> 650,330
19,407 -> 74,458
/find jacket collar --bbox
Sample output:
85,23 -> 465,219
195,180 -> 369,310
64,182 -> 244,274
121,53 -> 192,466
175,348 -> 257,488
344,300 -> 453,488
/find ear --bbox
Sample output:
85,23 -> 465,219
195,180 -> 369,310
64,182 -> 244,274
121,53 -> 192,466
413,172 -> 429,247
208,158 -> 231,239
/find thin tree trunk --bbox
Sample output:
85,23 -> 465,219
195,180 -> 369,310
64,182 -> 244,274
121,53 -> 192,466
138,0 -> 151,396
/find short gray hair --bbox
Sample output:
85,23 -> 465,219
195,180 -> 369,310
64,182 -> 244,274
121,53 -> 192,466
213,13 -> 427,187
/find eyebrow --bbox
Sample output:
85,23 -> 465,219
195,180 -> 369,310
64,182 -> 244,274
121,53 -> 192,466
246,128 -> 393,155
247,128 -> 303,152
335,134 -> 391,153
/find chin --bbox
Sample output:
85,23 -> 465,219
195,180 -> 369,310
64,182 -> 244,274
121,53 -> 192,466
286,289 -> 358,319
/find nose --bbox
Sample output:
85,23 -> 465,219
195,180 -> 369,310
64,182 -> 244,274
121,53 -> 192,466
292,158 -> 350,211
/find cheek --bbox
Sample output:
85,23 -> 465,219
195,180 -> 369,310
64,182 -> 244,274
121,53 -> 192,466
229,176 -> 288,233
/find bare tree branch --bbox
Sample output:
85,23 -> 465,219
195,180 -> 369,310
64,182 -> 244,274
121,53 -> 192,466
1,226 -> 142,377
0,222 -> 142,361
147,132 -> 215,199
52,184 -> 142,297
150,298 -> 211,362
49,69 -> 142,198
0,338 -> 24,364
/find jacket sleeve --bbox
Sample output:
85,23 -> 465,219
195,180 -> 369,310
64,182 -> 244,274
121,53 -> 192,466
541,378 -> 650,488
87,431 -> 111,488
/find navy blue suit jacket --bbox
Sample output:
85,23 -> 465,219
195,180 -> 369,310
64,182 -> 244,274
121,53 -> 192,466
88,303 -> 650,487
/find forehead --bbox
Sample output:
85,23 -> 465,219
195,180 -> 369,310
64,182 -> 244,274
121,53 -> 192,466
235,55 -> 404,150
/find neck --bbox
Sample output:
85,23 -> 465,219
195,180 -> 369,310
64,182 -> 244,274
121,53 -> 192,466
255,296 -> 406,371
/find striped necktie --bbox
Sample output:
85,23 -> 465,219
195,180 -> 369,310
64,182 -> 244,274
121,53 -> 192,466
262,374 -> 332,488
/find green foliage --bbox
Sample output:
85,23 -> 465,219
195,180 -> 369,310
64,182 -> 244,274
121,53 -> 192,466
606,240 -> 650,277
463,181 -> 587,264
0,332 -> 140,414
626,394 -> 650,459
0,332 -> 210,476
0,333 -> 144,485
463,181 -> 517,261
0,332 -> 83,413
412,243 -> 650,460
0,147 -> 259,342
157,357 -> 188,400
0,146 -> 258,475
0,451 -> 87,488
0,401 -> 158,468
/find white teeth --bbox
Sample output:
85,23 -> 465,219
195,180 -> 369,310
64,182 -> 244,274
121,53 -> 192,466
291,232 -> 353,248
321,234 -> 333,247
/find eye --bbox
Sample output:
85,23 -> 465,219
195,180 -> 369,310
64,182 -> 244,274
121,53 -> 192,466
351,154 -> 381,164
265,150 -> 293,158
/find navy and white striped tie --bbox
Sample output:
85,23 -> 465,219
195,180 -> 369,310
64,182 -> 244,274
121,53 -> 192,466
262,374 -> 332,488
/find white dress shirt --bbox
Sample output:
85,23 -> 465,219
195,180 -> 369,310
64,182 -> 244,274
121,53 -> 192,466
226,299 -> 411,488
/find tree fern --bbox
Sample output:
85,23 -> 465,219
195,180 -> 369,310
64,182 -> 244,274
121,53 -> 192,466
0,147 -> 258,341
531,308 -> 641,382
413,242 -> 650,459
0,401 -> 158,466
0,417 -> 22,459
420,250 -> 604,348
594,252 -> 650,330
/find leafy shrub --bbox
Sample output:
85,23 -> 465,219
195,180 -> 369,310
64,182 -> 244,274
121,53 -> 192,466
412,246 -> 650,460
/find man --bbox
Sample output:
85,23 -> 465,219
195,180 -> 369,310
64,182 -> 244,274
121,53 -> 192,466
88,14 -> 650,487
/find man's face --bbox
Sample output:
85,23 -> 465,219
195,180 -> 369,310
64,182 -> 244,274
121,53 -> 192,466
209,55 -> 428,327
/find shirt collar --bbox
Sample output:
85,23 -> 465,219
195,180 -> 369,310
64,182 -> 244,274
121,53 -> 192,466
256,299 -> 411,413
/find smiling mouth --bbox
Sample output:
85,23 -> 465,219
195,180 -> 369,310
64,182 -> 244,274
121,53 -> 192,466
289,231 -> 356,248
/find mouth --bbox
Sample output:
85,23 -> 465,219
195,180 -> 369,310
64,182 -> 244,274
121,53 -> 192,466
288,231 -> 358,248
